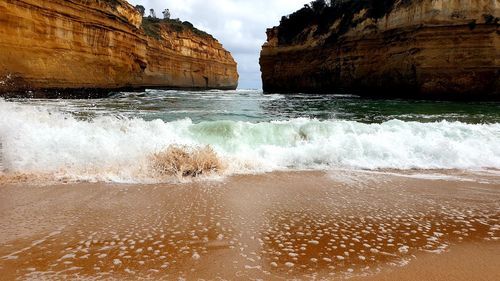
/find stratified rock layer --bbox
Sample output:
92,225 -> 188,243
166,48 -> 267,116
0,0 -> 238,97
260,0 -> 499,100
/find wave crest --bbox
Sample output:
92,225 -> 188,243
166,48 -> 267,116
1,100 -> 499,183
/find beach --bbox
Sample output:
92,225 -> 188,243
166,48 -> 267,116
0,0 -> 499,279
1,170 -> 499,280
1,91 -> 499,280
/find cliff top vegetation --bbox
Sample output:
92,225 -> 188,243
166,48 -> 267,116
141,17 -> 214,40
277,0 -> 411,45
134,4 -> 213,41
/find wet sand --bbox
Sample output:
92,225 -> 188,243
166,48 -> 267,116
351,242 -> 499,281
0,170 -> 499,280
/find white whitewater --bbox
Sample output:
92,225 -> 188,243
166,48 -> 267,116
1,100 -> 499,183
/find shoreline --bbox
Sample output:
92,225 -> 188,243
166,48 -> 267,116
0,170 -> 499,280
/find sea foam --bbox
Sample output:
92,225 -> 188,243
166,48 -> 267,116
0,100 -> 499,183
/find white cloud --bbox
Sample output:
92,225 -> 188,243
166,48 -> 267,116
128,0 -> 307,89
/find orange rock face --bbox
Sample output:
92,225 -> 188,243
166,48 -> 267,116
0,0 -> 238,97
260,0 -> 499,100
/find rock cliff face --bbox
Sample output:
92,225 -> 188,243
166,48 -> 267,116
0,0 -> 238,97
260,0 -> 499,100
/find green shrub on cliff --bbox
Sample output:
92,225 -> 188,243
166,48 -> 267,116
483,14 -> 500,25
278,0 -> 403,45
142,17 -> 162,39
135,5 -> 146,16
141,17 -> 213,40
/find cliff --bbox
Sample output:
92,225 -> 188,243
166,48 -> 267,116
260,0 -> 499,100
0,0 -> 238,97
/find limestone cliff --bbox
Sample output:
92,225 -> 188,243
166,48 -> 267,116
0,0 -> 238,97
260,0 -> 499,100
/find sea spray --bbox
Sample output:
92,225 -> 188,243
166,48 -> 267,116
0,100 -> 499,183
151,145 -> 224,178
0,138 -> 3,173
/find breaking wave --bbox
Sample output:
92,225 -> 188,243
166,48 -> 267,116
1,100 -> 499,183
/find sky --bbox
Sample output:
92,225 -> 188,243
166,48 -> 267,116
128,0 -> 308,89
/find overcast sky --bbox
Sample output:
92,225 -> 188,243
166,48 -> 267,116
128,0 -> 308,89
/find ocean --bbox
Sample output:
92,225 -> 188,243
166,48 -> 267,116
1,89 -> 500,183
1,90 -> 500,280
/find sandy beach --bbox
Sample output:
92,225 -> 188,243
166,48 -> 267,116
0,170 -> 499,280
1,0 -> 499,280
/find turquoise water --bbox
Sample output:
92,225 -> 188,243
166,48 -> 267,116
7,89 -> 500,124
1,90 -> 500,183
